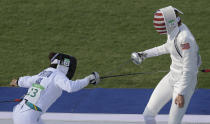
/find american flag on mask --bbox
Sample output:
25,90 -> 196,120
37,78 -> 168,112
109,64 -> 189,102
181,43 -> 190,50
153,10 -> 167,34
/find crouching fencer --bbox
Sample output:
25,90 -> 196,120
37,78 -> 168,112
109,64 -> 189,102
10,52 -> 100,124
131,6 -> 201,124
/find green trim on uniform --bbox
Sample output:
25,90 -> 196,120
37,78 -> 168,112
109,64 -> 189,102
32,83 -> 45,90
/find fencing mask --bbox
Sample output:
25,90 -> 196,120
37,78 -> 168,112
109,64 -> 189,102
50,52 -> 77,80
153,6 -> 183,38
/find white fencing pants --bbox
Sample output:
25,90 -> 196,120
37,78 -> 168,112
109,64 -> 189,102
143,72 -> 196,124
13,101 -> 44,124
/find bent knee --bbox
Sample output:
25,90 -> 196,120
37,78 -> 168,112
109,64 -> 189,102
143,107 -> 156,121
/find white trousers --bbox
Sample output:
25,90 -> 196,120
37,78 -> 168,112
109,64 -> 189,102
143,72 -> 197,124
13,101 -> 44,124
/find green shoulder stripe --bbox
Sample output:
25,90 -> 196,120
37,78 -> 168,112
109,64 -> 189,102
32,83 -> 45,90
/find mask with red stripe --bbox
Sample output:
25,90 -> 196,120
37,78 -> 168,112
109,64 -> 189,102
153,6 -> 183,35
153,10 -> 167,34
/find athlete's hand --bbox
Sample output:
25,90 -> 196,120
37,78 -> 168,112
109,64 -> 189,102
175,94 -> 184,108
87,72 -> 100,85
131,52 -> 146,65
10,79 -> 18,87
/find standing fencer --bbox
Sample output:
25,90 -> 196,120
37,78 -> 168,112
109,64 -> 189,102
131,6 -> 201,124
10,52 -> 100,124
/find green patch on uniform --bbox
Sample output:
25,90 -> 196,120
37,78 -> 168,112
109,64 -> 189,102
64,58 -> 70,67
168,19 -> 175,24
32,83 -> 45,90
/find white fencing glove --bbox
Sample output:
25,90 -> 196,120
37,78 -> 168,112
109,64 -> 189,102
87,72 -> 100,85
131,52 -> 147,65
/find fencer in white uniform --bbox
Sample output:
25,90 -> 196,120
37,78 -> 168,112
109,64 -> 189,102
131,6 -> 201,124
10,52 -> 100,124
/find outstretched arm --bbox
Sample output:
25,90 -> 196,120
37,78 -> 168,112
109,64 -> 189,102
55,72 -> 100,93
143,43 -> 169,58
10,76 -> 36,88
131,43 -> 169,65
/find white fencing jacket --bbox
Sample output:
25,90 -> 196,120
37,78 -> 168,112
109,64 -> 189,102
17,67 -> 90,112
143,23 -> 201,95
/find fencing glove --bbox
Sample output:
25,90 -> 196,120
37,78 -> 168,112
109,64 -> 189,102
87,72 -> 100,85
131,52 -> 147,65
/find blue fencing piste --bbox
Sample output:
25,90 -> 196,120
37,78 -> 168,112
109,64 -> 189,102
0,87 -> 210,114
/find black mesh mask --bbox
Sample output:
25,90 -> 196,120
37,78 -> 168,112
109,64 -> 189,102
51,53 -> 77,80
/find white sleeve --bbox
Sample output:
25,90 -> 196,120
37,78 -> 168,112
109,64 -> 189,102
143,43 -> 169,58
54,73 -> 89,93
18,76 -> 37,88
176,37 -> 199,95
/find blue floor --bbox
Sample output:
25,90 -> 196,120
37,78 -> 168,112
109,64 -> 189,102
0,87 -> 210,114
